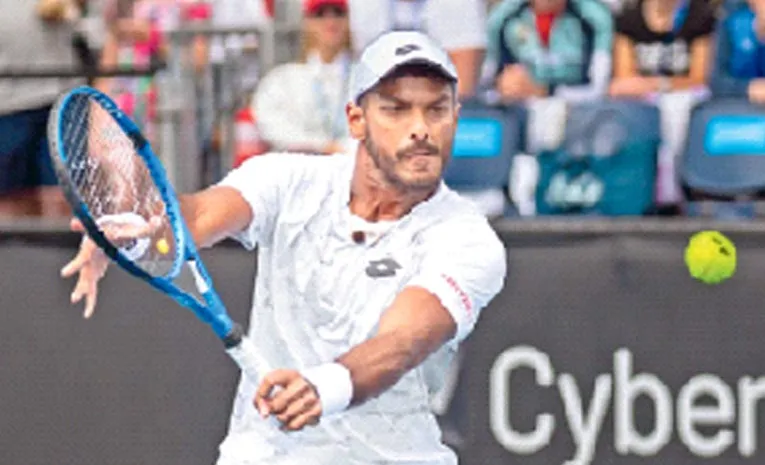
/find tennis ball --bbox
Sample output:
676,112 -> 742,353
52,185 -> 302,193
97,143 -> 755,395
156,238 -> 170,255
684,231 -> 736,285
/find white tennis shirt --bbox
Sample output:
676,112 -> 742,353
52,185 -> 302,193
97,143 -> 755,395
215,153 -> 506,465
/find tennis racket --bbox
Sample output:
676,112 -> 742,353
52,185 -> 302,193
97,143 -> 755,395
47,85 -> 270,385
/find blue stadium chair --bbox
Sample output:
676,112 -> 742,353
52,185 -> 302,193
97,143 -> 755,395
443,101 -> 525,191
680,98 -> 765,197
535,99 -> 661,216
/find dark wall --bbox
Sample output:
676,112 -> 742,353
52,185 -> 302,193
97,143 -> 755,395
1,227 -> 764,465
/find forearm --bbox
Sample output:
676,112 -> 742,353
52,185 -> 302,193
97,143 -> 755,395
178,186 -> 252,248
449,48 -> 485,98
657,75 -> 706,91
336,330 -> 439,406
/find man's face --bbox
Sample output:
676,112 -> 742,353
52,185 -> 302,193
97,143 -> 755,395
531,0 -> 566,14
359,75 -> 458,192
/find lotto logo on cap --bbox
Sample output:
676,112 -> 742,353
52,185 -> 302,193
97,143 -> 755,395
349,31 -> 458,104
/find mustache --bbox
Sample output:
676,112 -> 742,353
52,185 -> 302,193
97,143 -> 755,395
397,141 -> 439,159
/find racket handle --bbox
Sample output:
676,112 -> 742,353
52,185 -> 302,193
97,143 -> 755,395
224,326 -> 271,385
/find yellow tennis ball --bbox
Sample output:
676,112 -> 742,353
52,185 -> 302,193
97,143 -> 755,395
684,231 -> 736,285
156,238 -> 170,255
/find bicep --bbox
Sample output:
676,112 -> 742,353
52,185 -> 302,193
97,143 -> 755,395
376,287 -> 457,367
613,34 -> 637,78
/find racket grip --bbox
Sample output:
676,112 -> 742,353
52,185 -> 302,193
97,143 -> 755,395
225,333 -> 271,385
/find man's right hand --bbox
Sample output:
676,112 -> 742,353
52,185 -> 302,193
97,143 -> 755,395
61,218 -> 110,319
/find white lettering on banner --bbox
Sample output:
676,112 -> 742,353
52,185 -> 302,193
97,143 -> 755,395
677,374 -> 735,457
614,348 -> 673,456
545,172 -> 604,210
739,376 -> 765,456
558,373 -> 612,465
490,346 -> 555,454
489,347 -> 765,465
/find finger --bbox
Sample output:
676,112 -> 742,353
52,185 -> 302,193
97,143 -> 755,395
102,221 -> 152,242
83,279 -> 98,319
70,218 -> 85,233
70,272 -> 90,304
255,397 -> 269,418
61,240 -> 95,278
283,404 -> 322,432
255,370 -> 292,413
277,393 -> 318,425
269,380 -> 310,415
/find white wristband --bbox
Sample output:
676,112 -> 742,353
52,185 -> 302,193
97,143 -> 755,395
301,363 -> 353,417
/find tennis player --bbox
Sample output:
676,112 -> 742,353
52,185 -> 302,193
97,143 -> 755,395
62,30 -> 506,465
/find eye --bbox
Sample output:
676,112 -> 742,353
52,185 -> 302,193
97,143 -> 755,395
429,105 -> 449,115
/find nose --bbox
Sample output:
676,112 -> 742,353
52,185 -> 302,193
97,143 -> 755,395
409,111 -> 430,142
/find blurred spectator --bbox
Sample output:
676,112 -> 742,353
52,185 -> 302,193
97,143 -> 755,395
610,0 -> 716,209
0,0 -> 82,217
348,0 -> 487,97
97,0 -> 210,146
486,0 -> 613,103
710,0 -> 765,103
97,0 -> 177,147
253,0 -> 354,154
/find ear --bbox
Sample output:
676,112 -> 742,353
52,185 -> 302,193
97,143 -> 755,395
453,102 -> 461,125
346,102 -> 367,140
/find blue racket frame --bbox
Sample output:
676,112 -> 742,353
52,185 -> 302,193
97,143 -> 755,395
48,86 -> 236,342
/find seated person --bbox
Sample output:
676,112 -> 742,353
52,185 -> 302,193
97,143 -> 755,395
348,0 -> 487,98
254,0 -> 354,155
486,0 -> 613,103
609,0 -> 715,98
710,0 -> 765,103
609,0 -> 716,209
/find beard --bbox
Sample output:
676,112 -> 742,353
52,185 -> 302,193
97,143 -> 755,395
363,128 -> 447,192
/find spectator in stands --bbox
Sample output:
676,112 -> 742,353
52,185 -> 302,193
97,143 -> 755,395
0,0 -> 81,217
710,0 -> 765,102
609,0 -> 716,209
348,0 -> 487,98
98,0 -> 209,147
253,0 -> 354,155
484,0 -> 612,217
486,0 -> 613,104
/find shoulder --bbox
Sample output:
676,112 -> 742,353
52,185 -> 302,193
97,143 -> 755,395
568,0 -> 613,26
226,153 -> 353,195
487,0 -> 527,28
615,1 -> 645,36
417,188 -> 506,257
684,0 -> 718,38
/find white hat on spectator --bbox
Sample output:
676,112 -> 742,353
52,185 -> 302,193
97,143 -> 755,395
349,30 -> 458,104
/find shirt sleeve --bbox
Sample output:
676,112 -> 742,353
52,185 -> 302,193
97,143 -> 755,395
406,216 -> 507,347
687,0 -> 718,39
615,4 -> 639,37
216,153 -> 312,250
425,0 -> 488,51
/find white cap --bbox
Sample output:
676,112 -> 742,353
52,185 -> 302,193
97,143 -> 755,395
349,31 -> 458,104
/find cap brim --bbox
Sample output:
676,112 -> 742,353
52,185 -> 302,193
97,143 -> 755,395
355,58 -> 457,104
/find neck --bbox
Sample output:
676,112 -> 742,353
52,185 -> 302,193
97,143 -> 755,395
316,46 -> 345,63
348,148 -> 437,221
648,0 -> 678,15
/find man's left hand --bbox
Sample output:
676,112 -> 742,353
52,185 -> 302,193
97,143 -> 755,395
255,369 -> 322,431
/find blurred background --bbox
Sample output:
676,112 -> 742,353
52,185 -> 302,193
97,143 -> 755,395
2,0 -> 765,464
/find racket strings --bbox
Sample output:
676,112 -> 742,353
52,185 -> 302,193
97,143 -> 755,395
59,94 -> 178,278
